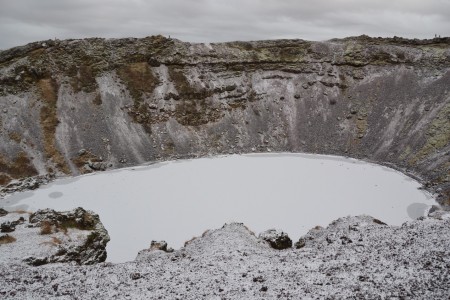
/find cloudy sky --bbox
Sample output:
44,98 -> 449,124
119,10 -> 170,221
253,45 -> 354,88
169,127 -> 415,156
0,0 -> 449,49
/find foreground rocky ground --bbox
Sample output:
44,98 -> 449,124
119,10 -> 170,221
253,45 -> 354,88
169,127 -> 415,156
0,209 -> 449,299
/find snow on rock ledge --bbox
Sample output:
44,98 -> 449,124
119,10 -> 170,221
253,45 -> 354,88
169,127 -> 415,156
0,207 -> 109,266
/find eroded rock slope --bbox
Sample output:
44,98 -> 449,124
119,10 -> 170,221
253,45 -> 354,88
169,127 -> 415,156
0,35 -> 449,204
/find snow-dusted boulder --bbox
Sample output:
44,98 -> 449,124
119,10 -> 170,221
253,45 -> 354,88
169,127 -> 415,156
258,229 -> 292,250
135,240 -> 174,261
149,240 -> 168,251
0,208 -> 109,266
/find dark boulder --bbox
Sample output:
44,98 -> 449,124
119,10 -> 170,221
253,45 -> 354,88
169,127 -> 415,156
0,217 -> 25,233
259,229 -> 292,250
1,221 -> 16,233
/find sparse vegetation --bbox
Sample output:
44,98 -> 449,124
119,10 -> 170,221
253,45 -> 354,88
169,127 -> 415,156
11,210 -> 32,215
40,237 -> 62,247
37,78 -> 70,174
59,218 -> 95,231
373,218 -> 387,225
184,236 -> 197,247
168,66 -> 222,126
117,62 -> 159,102
71,150 -> 103,174
0,234 -> 16,244
8,132 -> 22,143
93,92 -> 102,105
0,152 -> 38,185
69,64 -> 98,93
0,173 -> 12,185
412,103 -> 450,164
40,220 -> 52,235
117,62 -> 160,133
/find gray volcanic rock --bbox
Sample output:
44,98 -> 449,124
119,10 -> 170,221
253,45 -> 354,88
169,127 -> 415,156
0,174 -> 54,198
295,215 -> 389,249
0,35 -> 448,206
258,228 -> 292,249
147,240 -> 173,252
136,240 -> 174,260
0,216 -> 24,233
0,208 -> 110,266
0,214 -> 449,299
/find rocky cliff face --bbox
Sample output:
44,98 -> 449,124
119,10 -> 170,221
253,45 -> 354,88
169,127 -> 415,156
0,35 -> 449,205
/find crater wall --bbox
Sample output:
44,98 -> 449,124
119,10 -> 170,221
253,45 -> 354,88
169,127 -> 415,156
0,36 -> 449,205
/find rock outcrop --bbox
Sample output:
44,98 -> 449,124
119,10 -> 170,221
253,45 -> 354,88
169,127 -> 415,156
135,240 -> 174,259
0,213 -> 449,299
0,174 -> 54,198
0,208 -> 110,266
0,35 -> 448,206
258,228 -> 292,249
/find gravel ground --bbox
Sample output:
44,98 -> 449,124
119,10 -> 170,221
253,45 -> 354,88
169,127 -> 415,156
0,211 -> 449,299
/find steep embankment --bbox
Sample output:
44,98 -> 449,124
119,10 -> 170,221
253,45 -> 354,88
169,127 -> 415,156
0,35 -> 449,204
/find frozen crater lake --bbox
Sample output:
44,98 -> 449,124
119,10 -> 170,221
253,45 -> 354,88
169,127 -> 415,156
1,153 -> 435,263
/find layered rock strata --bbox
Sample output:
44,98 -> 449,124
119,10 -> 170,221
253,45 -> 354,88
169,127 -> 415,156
0,35 -> 448,205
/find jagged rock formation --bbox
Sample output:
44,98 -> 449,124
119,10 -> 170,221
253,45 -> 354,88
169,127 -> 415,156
0,208 -> 110,266
136,240 -> 174,256
0,213 -> 449,299
0,35 -> 449,205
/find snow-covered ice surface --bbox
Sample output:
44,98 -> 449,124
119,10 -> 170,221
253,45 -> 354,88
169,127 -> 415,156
1,214 -> 449,299
1,153 -> 435,263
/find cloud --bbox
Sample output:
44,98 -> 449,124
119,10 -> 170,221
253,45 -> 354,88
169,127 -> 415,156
0,0 -> 449,49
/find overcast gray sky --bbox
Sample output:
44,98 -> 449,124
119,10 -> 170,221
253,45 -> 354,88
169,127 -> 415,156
0,0 -> 449,50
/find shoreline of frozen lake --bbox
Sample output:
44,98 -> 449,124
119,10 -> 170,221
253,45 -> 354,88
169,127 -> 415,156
0,153 -> 435,263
